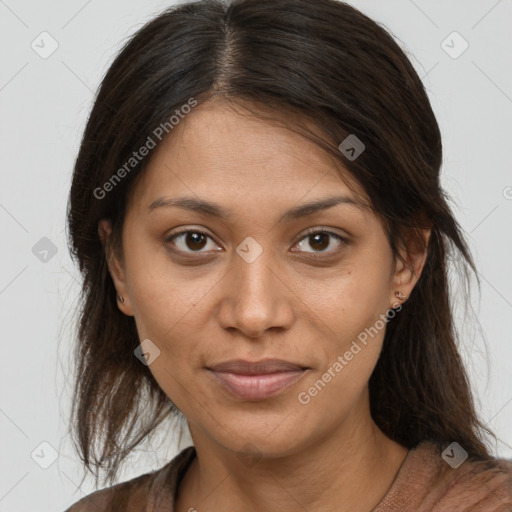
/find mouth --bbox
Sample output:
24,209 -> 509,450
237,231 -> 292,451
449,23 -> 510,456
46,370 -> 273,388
206,359 -> 311,401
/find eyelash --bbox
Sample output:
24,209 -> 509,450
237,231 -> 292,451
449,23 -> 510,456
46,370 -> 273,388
165,227 -> 349,258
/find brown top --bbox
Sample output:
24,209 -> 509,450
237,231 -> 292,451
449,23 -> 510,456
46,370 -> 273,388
64,441 -> 512,511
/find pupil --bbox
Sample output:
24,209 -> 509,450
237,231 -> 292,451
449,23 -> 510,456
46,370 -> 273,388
186,232 -> 207,251
183,233 -> 330,252
311,233 -> 329,251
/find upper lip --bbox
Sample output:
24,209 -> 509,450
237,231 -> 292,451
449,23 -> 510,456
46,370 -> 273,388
207,358 -> 309,374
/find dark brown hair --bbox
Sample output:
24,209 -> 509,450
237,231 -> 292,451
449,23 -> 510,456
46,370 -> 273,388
66,0 -> 495,487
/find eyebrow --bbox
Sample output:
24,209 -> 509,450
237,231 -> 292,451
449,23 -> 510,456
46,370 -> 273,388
147,194 -> 368,222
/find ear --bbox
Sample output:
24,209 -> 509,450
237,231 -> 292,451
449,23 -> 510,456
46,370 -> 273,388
389,226 -> 431,309
98,219 -> 134,317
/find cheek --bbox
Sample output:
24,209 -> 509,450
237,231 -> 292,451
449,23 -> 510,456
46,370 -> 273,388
303,261 -> 391,337
298,314 -> 386,417
123,271 -> 207,404
124,243 -> 208,336
130,281 -> 202,410
299,259 -> 391,396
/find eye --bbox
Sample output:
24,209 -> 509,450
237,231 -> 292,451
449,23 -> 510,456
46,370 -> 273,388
292,229 -> 348,255
165,229 -> 221,254
165,227 -> 349,257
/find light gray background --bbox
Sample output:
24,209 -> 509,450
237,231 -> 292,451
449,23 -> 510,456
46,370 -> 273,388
0,0 -> 511,510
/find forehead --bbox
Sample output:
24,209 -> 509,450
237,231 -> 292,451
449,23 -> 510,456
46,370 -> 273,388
128,99 -> 369,214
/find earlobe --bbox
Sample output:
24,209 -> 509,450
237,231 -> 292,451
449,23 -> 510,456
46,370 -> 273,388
395,291 -> 406,301
98,219 -> 134,317
391,290 -> 408,310
390,227 -> 431,308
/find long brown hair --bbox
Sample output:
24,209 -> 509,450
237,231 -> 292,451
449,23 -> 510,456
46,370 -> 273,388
66,0 -> 495,487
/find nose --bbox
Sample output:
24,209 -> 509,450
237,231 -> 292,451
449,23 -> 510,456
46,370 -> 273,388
216,246 -> 295,339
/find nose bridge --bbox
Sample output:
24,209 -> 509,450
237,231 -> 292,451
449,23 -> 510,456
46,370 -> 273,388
237,241 -> 277,296
218,238 -> 294,337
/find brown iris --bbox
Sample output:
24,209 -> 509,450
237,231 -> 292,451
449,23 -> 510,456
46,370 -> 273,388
185,232 -> 208,251
308,232 -> 330,252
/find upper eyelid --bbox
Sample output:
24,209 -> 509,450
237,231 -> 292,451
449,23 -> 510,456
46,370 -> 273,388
292,229 -> 348,252
166,227 -> 348,251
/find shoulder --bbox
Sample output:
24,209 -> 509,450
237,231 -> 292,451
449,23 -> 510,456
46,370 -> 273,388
63,470 -> 157,512
435,452 -> 512,510
63,446 -> 197,512
376,441 -> 512,511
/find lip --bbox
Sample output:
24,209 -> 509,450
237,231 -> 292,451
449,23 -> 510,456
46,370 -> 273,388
207,358 -> 309,374
206,359 -> 311,401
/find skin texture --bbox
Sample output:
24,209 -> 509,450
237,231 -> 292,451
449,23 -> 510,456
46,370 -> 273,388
99,99 -> 430,512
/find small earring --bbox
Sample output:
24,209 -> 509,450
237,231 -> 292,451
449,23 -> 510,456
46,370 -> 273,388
395,291 -> 406,301
117,295 -> 125,303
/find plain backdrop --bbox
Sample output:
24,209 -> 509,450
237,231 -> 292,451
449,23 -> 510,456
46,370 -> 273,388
0,0 -> 511,510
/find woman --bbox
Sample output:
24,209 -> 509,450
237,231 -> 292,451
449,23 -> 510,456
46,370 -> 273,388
64,0 -> 512,510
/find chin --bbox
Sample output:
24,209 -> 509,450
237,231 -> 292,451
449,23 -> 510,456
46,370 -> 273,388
208,412 -> 312,459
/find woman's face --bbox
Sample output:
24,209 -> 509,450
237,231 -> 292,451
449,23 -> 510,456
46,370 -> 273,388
102,100 -> 423,458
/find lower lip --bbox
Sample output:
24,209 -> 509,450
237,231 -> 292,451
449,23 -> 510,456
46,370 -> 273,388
207,369 -> 309,401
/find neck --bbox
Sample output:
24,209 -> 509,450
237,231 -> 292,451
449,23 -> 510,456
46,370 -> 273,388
175,394 -> 408,512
